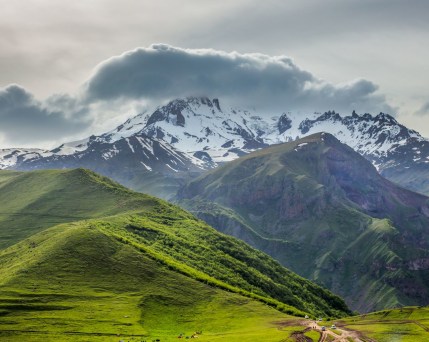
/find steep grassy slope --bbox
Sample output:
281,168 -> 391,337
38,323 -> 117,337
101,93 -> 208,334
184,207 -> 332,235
0,168 -> 351,340
0,222 -> 301,341
178,133 -> 429,312
0,169 -> 158,249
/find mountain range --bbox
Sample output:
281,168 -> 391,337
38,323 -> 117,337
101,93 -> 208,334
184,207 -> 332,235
178,133 -> 429,313
2,95 -> 429,339
2,97 -> 429,197
2,96 -> 429,313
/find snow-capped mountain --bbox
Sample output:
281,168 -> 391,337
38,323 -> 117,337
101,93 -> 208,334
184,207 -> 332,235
5,128 -> 206,200
111,97 -> 269,163
1,96 -> 429,195
125,97 -> 429,194
0,148 -> 53,169
49,111 -> 152,157
137,97 -> 429,169
18,134 -> 205,175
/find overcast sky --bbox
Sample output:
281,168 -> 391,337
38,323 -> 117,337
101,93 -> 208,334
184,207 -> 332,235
0,0 -> 428,148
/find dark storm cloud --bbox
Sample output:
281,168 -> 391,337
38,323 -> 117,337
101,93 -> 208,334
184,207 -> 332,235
84,44 -> 393,114
0,85 -> 91,145
0,44 -> 396,147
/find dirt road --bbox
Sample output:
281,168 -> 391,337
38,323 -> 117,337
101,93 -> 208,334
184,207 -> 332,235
306,321 -> 364,342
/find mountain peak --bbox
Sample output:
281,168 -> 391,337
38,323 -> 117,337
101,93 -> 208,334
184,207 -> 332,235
290,132 -> 344,150
375,112 -> 398,125
184,96 -> 222,111
146,96 -> 224,129
2,96 -> 429,196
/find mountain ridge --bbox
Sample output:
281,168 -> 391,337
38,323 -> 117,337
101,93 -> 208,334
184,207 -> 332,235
2,96 -> 429,196
177,132 -> 429,312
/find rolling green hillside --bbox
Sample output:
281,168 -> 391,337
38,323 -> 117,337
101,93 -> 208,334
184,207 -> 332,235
0,221 -> 299,341
178,133 -> 429,313
334,306 -> 429,341
0,168 -> 350,341
0,169 -> 157,249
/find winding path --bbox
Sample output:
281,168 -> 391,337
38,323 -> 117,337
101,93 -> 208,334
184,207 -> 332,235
306,321 -> 364,342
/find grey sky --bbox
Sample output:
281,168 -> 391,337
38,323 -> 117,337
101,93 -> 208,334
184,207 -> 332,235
0,0 -> 428,147
416,102 -> 429,116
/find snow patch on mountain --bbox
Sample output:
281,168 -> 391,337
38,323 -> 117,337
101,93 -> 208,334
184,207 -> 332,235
1,97 -> 429,194
0,148 -> 52,169
51,138 -> 91,156
103,111 -> 150,143
126,97 -> 429,174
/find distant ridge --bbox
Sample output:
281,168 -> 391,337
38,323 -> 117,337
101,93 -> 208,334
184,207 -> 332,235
1,97 -> 429,196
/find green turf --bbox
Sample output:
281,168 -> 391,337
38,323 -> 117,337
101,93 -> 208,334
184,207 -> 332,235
0,168 -> 350,340
329,306 -> 429,341
0,169 -> 157,250
0,166 -> 426,341
0,223 -> 306,341
304,329 -> 321,341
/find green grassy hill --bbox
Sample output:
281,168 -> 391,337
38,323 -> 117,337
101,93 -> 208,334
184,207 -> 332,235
334,306 -> 429,341
0,169 -> 157,249
0,221 -> 296,341
177,133 -> 429,313
0,168 -> 350,341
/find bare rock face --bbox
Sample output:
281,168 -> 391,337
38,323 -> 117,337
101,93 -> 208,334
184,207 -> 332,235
278,113 -> 292,134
